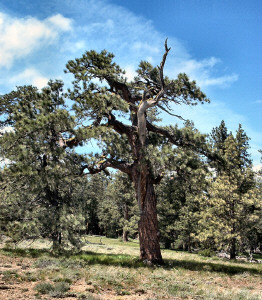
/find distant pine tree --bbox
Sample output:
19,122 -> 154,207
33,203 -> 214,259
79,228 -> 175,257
197,123 -> 257,258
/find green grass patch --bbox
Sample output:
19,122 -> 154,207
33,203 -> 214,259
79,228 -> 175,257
34,281 -> 70,297
1,270 -> 20,282
73,251 -> 144,268
0,247 -> 49,258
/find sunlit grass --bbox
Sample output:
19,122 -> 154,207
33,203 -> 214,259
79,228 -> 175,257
1,236 -> 262,299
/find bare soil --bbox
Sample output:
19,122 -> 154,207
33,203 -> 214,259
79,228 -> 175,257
0,253 -> 150,300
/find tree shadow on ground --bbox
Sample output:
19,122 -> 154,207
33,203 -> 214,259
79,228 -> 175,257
1,247 -> 50,258
164,258 -> 262,275
1,248 -> 261,275
73,251 -> 262,275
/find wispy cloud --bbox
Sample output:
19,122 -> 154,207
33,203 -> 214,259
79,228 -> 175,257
47,14 -> 73,31
254,99 -> 262,104
0,12 -> 72,68
172,57 -> 238,88
160,99 -> 261,165
9,68 -> 48,89
0,0 -> 238,91
198,74 -> 239,88
3,0 -> 259,163
64,0 -> 237,89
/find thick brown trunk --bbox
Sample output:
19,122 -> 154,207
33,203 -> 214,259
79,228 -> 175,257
133,167 -> 163,264
134,94 -> 164,264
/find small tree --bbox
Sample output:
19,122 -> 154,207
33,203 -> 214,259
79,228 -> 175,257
198,124 -> 256,258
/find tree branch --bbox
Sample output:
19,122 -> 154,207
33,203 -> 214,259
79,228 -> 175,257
147,38 -> 171,107
107,113 -> 134,137
81,158 -> 133,175
157,103 -> 185,120
146,121 -> 221,162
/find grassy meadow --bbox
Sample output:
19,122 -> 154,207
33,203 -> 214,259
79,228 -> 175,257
0,236 -> 262,299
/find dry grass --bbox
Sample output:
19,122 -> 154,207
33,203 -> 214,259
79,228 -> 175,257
0,236 -> 261,299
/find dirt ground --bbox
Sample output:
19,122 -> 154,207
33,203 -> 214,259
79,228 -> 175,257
0,253 -> 150,300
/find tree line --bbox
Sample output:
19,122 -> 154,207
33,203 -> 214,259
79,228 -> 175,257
0,42 -> 261,263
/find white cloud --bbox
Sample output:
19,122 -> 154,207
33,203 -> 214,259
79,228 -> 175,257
198,74 -> 239,88
0,12 -> 72,68
253,164 -> 262,172
132,42 -> 160,54
124,65 -> 137,81
0,127 -> 13,168
47,14 -> 73,31
172,57 -> 238,88
9,68 -> 48,89
0,126 -> 13,133
45,0 -> 238,90
254,100 -> 262,104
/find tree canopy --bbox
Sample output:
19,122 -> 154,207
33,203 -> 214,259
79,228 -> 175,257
1,41 -> 260,263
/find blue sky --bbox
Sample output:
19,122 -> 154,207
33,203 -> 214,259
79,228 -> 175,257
0,0 -> 261,167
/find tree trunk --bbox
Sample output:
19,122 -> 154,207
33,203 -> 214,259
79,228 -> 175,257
122,203 -> 129,242
132,166 -> 163,264
52,231 -> 62,252
164,240 -> 172,249
133,94 -> 163,264
230,237 -> 236,259
123,230 -> 129,242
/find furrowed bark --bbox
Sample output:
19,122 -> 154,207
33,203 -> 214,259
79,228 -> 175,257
129,40 -> 171,264
132,163 -> 163,264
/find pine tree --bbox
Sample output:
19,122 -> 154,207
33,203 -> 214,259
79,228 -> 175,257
157,131 -> 209,251
94,172 -> 138,240
0,81 -> 86,251
209,120 -> 229,174
64,41 -> 213,263
198,124 -> 256,258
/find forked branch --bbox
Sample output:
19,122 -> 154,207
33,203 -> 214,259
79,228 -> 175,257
148,38 -> 171,107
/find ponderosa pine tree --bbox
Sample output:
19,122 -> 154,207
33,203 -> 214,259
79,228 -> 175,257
64,40 -> 213,264
0,81 -> 86,251
105,172 -> 138,241
198,124 -> 256,258
157,122 -> 209,250
243,151 -> 262,253
210,120 -> 229,174
83,173 -> 108,235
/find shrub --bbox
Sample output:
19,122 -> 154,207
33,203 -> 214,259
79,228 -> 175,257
198,249 -> 216,257
34,282 -> 53,294
50,282 -> 70,297
34,281 -> 70,297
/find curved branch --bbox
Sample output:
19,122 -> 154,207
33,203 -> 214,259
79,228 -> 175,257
105,77 -> 137,106
107,113 -> 134,137
81,159 -> 133,175
146,121 -> 221,162
157,103 -> 185,120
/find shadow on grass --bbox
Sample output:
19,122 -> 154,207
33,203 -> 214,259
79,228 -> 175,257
1,247 -> 261,275
0,247 -> 50,258
165,258 -> 262,275
0,247 -> 144,268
